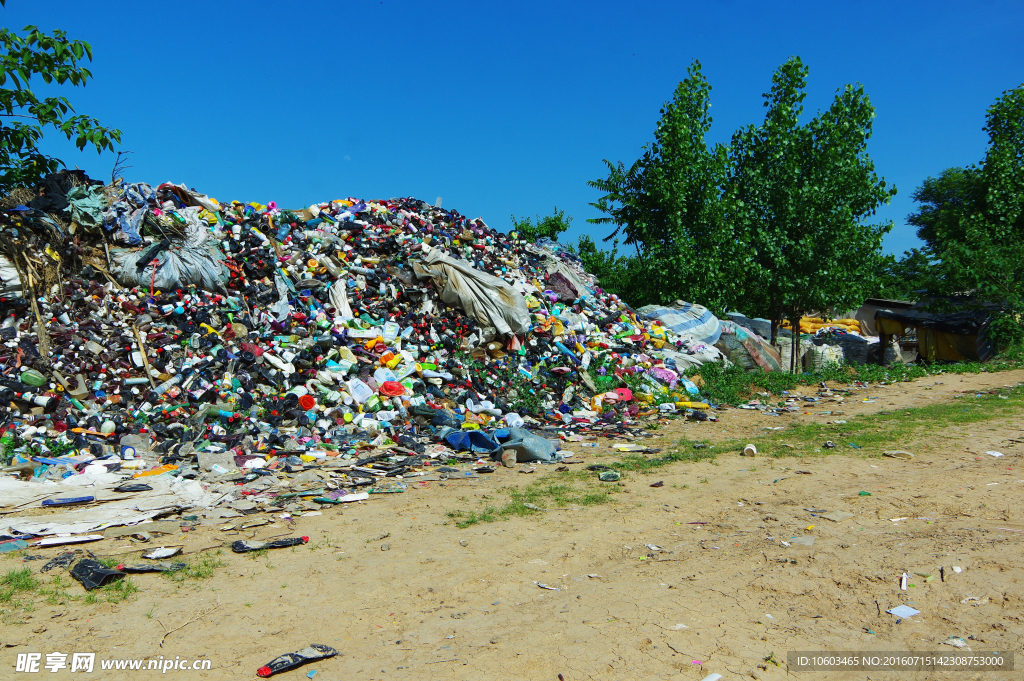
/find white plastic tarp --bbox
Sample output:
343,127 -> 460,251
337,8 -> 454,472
413,245 -> 531,336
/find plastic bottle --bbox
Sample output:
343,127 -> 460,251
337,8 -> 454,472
346,378 -> 373,404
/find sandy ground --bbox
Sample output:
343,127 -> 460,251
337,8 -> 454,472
3,370 -> 1024,680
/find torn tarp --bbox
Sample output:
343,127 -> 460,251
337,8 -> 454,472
413,244 -> 531,336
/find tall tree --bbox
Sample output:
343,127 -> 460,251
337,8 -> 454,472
930,84 -> 1024,343
907,167 -> 985,251
728,56 -> 896,367
0,9 -> 120,193
587,60 -> 737,312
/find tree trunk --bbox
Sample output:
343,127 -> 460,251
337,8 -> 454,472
790,313 -> 801,374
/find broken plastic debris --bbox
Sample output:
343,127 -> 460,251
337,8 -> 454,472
256,644 -> 338,678
142,546 -> 182,559
231,536 -> 309,553
70,558 -> 125,590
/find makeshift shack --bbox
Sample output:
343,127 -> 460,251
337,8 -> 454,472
875,305 -> 993,362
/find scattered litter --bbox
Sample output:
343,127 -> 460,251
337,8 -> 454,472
986,451 -> 1004,457
883,451 -> 914,459
534,582 -> 561,591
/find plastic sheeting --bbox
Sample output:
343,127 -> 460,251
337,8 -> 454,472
660,344 -> 728,371
498,427 -> 564,463
638,301 -> 722,345
64,185 -> 108,230
715,320 -> 783,372
0,254 -> 21,293
413,244 -> 531,337
109,207 -> 230,292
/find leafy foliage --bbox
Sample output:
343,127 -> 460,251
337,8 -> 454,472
571,234 -> 632,297
874,248 -> 932,301
925,84 -> 1024,348
510,206 -> 572,242
907,166 -> 984,250
0,18 -> 120,192
728,56 -> 896,355
587,60 -> 737,311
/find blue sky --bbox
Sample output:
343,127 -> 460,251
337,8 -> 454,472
8,0 -> 1023,255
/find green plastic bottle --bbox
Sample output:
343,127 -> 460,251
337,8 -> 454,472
19,369 -> 46,387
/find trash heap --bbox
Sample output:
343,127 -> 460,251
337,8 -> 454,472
0,172 -> 724,555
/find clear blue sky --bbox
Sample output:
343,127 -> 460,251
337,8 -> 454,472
9,0 -> 1024,255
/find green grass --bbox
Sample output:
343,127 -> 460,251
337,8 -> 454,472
446,469 -> 619,528
0,567 -> 38,600
686,357 -> 1023,406
716,383 -> 1024,457
612,441 -> 717,472
100,577 -> 139,604
39,574 -> 77,606
164,551 -> 225,583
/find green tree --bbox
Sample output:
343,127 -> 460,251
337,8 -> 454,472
587,60 -> 737,311
875,248 -> 932,301
728,56 -> 896,365
0,9 -> 120,193
906,166 -> 984,250
570,234 -> 632,298
930,84 -> 1024,347
509,207 -> 572,242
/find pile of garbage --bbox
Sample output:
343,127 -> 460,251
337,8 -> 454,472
0,172 -> 725,565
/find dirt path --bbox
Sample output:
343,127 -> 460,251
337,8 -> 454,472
4,370 -> 1024,680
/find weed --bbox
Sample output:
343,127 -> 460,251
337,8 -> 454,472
700,478 -> 709,484
40,575 -> 77,606
613,442 -> 716,472
447,469 -> 618,528
101,578 -> 139,604
165,552 -> 225,583
0,568 -> 38,599
146,603 -> 157,619
687,357 -> 1022,406
718,384 -> 1024,458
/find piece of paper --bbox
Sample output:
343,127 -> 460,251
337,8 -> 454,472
887,605 -> 920,618
821,510 -> 855,523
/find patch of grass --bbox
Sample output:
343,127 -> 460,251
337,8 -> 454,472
719,383 -> 1024,457
0,568 -> 38,607
687,357 -> 1023,406
165,551 -> 225,583
40,575 -> 78,606
613,441 -> 717,472
447,469 -> 619,528
100,577 -> 139,604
